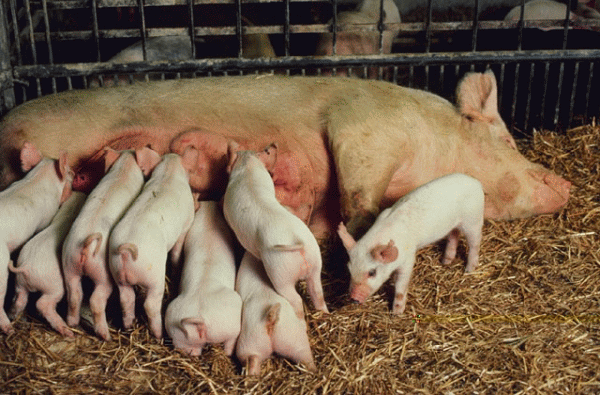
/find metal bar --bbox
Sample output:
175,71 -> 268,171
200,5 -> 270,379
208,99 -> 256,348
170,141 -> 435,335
188,0 -> 196,59
553,62 -> 565,127
0,0 -> 16,112
284,0 -> 290,57
568,61 -> 579,128
235,0 -> 242,58
471,0 -> 479,52
13,49 -> 600,79
540,61 -> 550,127
523,61 -> 535,131
584,62 -> 594,120
41,0 -> 57,93
138,0 -> 147,60
332,0 -> 337,56
517,0 -> 525,51
24,0 -> 42,96
510,63 -> 520,131
91,0 -> 101,61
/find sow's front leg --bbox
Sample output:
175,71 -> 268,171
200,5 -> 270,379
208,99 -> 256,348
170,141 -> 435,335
326,92 -> 405,238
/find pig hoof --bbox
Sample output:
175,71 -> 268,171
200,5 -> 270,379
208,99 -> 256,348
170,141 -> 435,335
60,327 -> 75,338
96,329 -> 111,341
1,324 -> 14,335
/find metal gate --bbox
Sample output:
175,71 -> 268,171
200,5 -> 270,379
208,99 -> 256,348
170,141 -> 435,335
1,0 -> 600,134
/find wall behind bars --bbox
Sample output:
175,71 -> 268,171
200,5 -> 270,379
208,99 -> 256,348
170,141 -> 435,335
2,0 -> 600,133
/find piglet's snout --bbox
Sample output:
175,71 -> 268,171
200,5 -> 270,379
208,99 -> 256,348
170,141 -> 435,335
349,283 -> 371,304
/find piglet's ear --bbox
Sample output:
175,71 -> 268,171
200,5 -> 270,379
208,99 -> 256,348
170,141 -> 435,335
103,147 -> 120,173
56,151 -> 70,181
370,240 -> 398,264
135,146 -> 161,177
20,142 -> 43,172
337,222 -> 356,252
226,140 -> 241,174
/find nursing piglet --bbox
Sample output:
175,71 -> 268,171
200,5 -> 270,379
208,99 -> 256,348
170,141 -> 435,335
62,147 -> 160,341
236,251 -> 316,375
9,192 -> 87,337
0,143 -> 73,334
164,201 -> 241,356
223,143 -> 328,319
109,152 -> 196,339
338,173 -> 484,314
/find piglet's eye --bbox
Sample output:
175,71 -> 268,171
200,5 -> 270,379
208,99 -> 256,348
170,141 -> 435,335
368,269 -> 377,277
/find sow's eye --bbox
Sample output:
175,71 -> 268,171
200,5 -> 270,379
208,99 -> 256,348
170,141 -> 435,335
368,269 -> 377,277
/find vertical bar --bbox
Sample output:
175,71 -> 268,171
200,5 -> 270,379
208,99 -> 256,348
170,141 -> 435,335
540,61 -> 550,127
408,65 -> 414,88
471,0 -> 479,52
553,62 -> 566,127
0,0 -> 16,112
516,0 -> 525,51
568,61 -> 579,128
188,0 -> 196,59
235,0 -> 242,58
584,62 -> 594,120
23,0 -> 41,97
8,0 -> 24,103
41,0 -> 56,93
284,0 -> 290,57
424,0 -> 433,90
510,63 -> 520,132
377,0 -> 384,78
91,0 -> 101,62
523,62 -> 535,131
138,0 -> 147,61
498,63 -> 505,107
332,0 -> 338,56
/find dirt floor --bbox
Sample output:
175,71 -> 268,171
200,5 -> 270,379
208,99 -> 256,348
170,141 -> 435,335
1,124 -> 599,394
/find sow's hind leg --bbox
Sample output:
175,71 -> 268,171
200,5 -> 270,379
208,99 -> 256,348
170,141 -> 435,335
325,96 -> 403,238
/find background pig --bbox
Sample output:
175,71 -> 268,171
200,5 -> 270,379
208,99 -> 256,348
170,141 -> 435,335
338,173 -> 485,314
0,143 -> 73,334
223,143 -> 328,319
62,147 -> 160,341
109,152 -> 196,339
164,201 -> 241,356
315,0 -> 401,77
9,192 -> 87,337
0,73 -> 571,244
235,251 -> 316,375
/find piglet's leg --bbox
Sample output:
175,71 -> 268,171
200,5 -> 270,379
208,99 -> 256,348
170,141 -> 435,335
65,275 -> 83,327
273,282 -> 305,320
10,284 -> 29,319
0,250 -> 13,334
37,293 -> 74,338
118,284 -> 136,330
392,255 -> 416,315
442,229 -> 461,266
461,224 -> 483,273
144,284 -> 165,339
89,281 -> 113,341
306,266 -> 329,314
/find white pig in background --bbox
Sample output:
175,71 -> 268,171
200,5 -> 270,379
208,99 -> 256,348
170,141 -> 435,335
164,201 -> 241,356
62,147 -> 160,341
0,143 -> 73,334
109,152 -> 197,339
315,0 -> 401,77
223,142 -> 329,319
338,173 -> 484,314
9,192 -> 87,337
504,0 -> 600,25
236,252 -> 316,375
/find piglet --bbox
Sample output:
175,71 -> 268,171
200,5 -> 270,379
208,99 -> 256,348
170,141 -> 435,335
222,142 -> 328,319
236,251 -> 316,375
62,147 -> 160,341
9,191 -> 87,337
0,142 -> 73,334
338,173 -> 484,314
164,201 -> 241,356
109,151 -> 197,339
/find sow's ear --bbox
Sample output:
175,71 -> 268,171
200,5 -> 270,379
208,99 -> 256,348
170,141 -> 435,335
370,240 -> 399,264
456,70 -> 499,123
20,142 -> 43,172
337,222 -> 356,252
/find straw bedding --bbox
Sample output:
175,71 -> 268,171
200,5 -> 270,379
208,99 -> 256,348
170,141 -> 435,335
1,124 -> 599,394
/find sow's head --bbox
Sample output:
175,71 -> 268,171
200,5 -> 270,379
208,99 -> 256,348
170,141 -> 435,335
456,70 -> 571,220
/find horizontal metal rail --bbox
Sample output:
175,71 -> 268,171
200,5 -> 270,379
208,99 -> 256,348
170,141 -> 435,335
11,49 -> 600,78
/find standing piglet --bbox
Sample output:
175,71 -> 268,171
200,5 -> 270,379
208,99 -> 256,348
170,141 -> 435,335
62,147 -> 160,341
236,251 -> 316,375
0,143 -> 73,334
109,152 -> 197,339
338,173 -> 484,314
164,201 -> 241,356
223,142 -> 328,319
9,192 -> 87,337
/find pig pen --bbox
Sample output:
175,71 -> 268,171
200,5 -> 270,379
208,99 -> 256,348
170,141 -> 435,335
0,124 -> 597,393
0,0 -> 599,392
